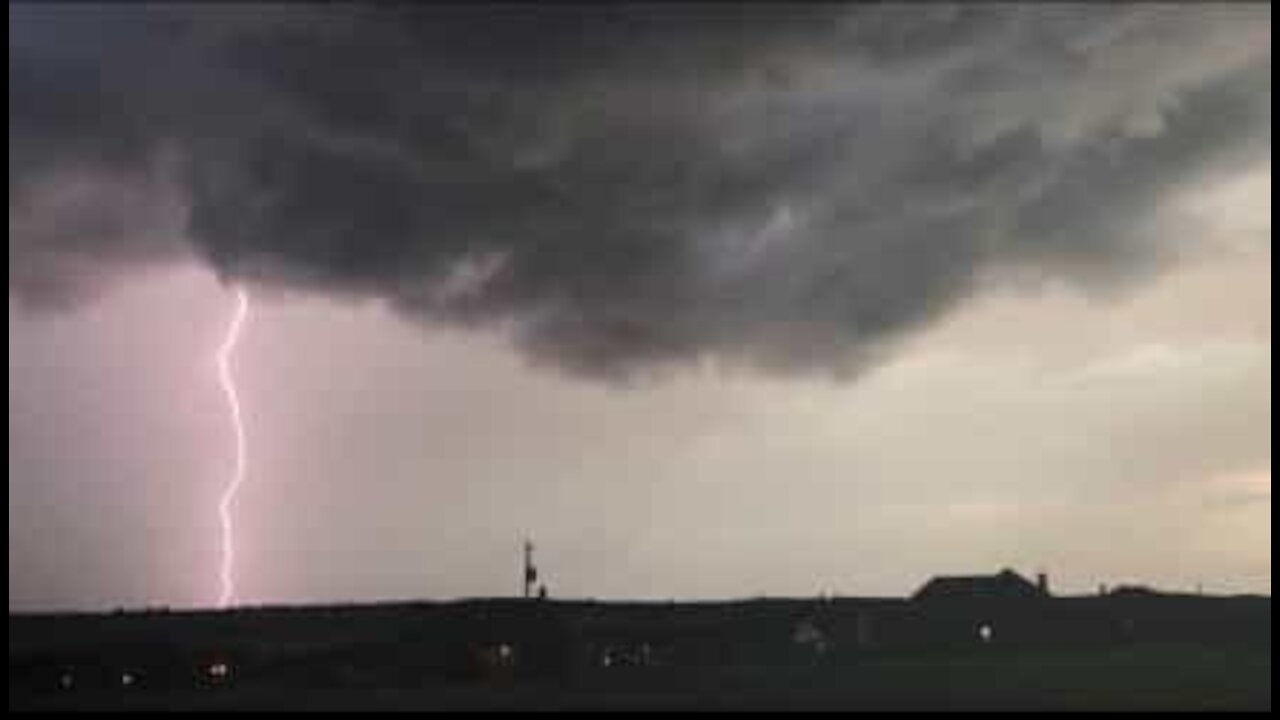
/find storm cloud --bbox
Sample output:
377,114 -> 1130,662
8,4 -> 1271,379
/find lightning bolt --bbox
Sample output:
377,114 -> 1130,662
216,288 -> 250,610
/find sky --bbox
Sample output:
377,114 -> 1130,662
8,4 -> 1271,612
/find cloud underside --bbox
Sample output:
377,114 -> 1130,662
8,4 -> 1272,380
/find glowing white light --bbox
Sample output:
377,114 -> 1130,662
216,289 -> 251,610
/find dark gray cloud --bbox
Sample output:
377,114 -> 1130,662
8,4 -> 1271,379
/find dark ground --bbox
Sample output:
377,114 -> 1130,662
10,596 -> 1271,712
12,645 -> 1270,712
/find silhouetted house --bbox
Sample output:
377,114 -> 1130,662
1107,585 -> 1163,599
896,571 -> 1055,650
913,570 -> 1049,604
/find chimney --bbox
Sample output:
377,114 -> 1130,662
1037,572 -> 1051,597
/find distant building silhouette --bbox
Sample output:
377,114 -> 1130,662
1107,585 -> 1163,599
913,569 -> 1050,603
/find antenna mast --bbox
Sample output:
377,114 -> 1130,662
523,539 -> 538,600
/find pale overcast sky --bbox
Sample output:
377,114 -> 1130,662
9,4 -> 1270,611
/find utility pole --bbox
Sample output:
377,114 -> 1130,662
523,539 -> 538,600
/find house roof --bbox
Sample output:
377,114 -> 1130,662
913,569 -> 1046,602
